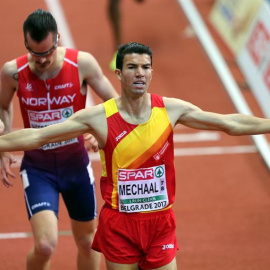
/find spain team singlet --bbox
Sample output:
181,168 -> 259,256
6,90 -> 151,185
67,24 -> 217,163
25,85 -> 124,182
16,48 -> 89,168
99,94 -> 176,213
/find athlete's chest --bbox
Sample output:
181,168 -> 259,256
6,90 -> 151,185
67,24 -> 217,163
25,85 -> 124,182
17,65 -> 81,111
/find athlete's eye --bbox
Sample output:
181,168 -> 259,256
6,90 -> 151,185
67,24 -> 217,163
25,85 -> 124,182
143,65 -> 151,70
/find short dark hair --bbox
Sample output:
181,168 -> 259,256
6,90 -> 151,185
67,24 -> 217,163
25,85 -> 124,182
23,9 -> 58,42
116,42 -> 152,70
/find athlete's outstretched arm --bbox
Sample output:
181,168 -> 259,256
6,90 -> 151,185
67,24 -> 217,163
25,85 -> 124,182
0,108 -> 92,153
165,98 -> 270,135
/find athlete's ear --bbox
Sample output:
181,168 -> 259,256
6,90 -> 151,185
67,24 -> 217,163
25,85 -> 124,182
115,69 -> 122,80
150,68 -> 153,81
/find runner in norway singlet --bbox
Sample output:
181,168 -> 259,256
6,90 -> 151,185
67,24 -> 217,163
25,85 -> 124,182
16,48 -> 89,168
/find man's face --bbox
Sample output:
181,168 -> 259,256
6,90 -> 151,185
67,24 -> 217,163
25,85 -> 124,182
118,53 -> 153,97
25,32 -> 58,70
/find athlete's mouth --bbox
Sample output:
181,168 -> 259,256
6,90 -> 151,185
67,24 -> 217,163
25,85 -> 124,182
133,81 -> 145,86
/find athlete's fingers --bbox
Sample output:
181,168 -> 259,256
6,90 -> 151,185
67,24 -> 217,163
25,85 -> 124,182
0,153 -> 17,187
0,166 -> 14,188
84,134 -> 99,152
5,153 -> 17,178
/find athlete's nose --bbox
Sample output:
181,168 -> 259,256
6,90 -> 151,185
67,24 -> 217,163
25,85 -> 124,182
38,57 -> 47,63
136,67 -> 144,77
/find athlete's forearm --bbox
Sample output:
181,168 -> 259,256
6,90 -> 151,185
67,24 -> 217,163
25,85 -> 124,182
0,128 -> 41,152
90,75 -> 118,101
101,76 -> 119,100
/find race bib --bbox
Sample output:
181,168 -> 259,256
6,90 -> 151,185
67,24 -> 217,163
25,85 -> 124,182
118,165 -> 168,213
27,106 -> 78,150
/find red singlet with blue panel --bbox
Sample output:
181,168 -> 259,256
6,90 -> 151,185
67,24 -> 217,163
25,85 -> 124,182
16,49 -> 96,221
16,48 -> 88,168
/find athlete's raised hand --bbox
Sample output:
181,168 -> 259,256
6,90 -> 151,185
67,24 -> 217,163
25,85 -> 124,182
84,133 -> 99,152
0,152 -> 17,188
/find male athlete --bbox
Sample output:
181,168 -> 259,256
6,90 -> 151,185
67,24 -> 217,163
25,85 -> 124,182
0,9 -> 118,270
1,42 -> 270,269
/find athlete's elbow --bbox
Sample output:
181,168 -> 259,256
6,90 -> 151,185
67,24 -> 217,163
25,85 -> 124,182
223,125 -> 244,136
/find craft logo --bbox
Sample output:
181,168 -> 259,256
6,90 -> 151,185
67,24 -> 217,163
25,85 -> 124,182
54,82 -> 74,90
31,202 -> 51,210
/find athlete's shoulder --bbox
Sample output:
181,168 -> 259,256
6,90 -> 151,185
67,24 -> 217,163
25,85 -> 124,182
77,51 -> 99,67
151,93 -> 164,107
61,47 -> 78,61
163,96 -> 191,109
1,59 -> 18,78
77,50 -> 103,79
0,58 -> 19,91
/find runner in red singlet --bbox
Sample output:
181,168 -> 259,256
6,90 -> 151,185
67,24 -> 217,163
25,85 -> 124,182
0,9 -> 118,270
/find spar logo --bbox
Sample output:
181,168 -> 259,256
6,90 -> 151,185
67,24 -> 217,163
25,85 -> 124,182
118,168 -> 154,181
62,108 -> 72,118
155,166 -> 164,178
29,110 -> 61,122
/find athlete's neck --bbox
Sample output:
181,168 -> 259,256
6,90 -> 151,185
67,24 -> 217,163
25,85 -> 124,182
117,93 -> 152,124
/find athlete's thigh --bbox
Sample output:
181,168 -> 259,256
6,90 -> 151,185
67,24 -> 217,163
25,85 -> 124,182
105,256 -> 177,270
30,210 -> 58,245
150,258 -> 177,270
106,259 -> 139,270
139,210 -> 178,269
105,257 -> 176,270
61,162 -> 97,221
71,218 -> 98,242
20,164 -> 60,219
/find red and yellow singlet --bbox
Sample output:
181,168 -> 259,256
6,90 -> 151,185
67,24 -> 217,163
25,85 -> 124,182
100,94 -> 176,212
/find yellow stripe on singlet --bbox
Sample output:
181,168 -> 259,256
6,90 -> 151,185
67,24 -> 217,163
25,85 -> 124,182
104,98 -> 118,118
99,98 -> 118,178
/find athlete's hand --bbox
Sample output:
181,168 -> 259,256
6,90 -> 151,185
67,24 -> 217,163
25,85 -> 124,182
0,152 -> 17,188
84,134 -> 99,152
